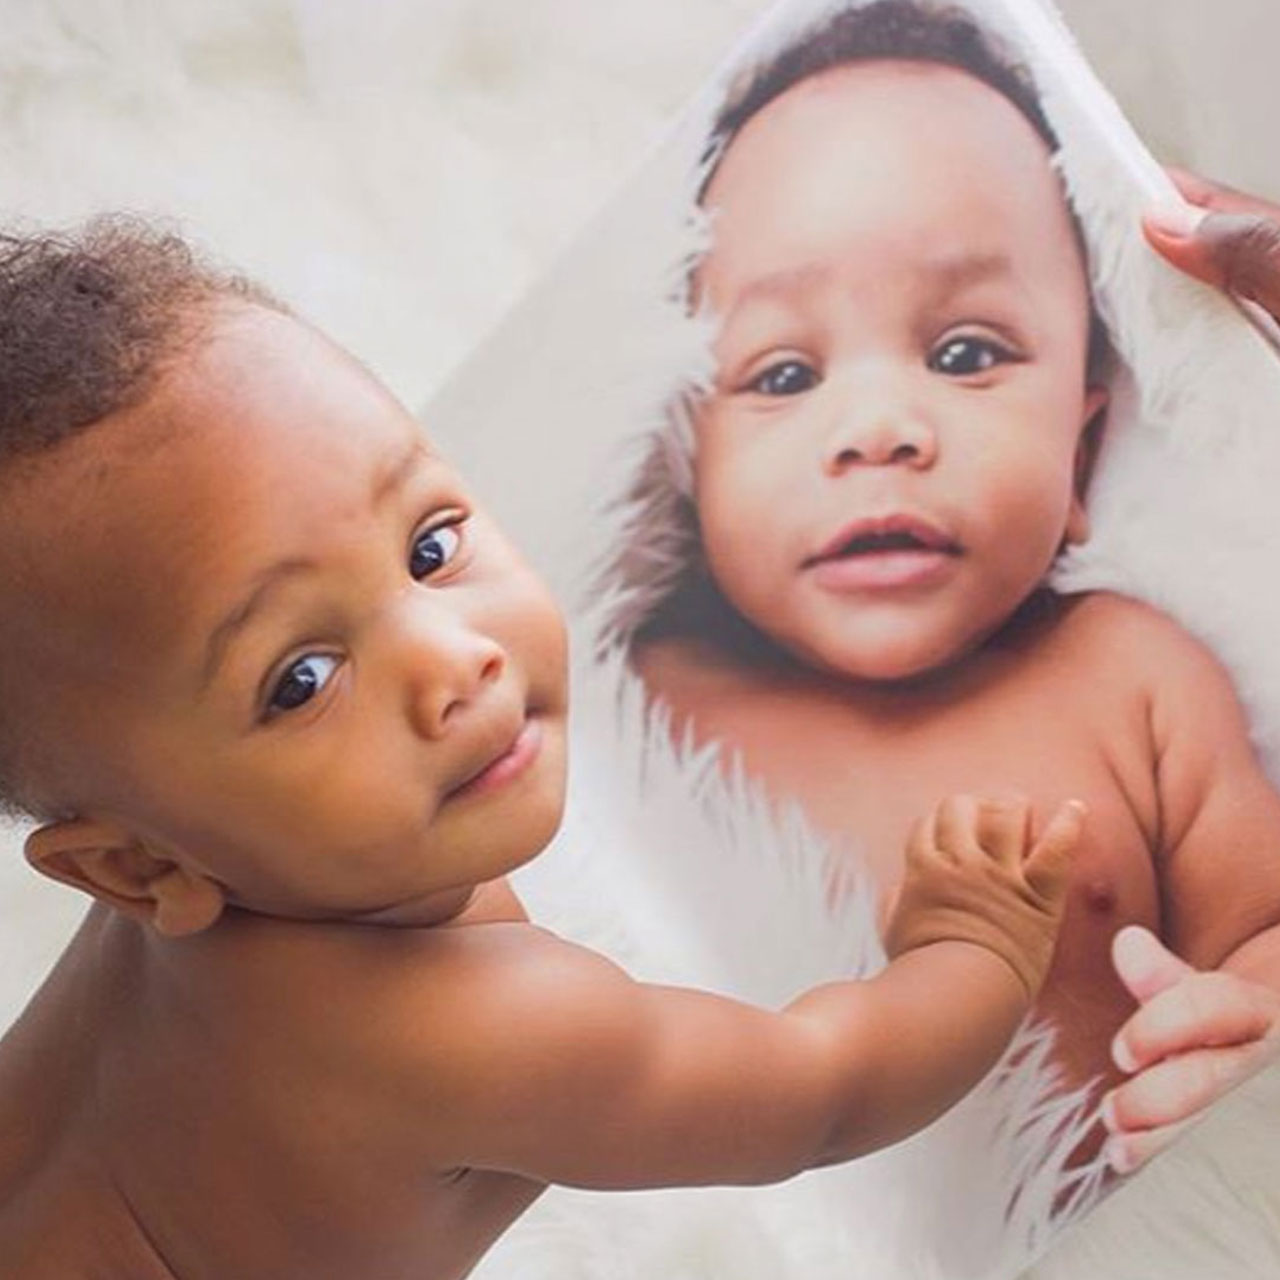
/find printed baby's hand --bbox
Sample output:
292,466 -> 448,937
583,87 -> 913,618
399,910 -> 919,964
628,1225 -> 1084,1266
884,795 -> 1084,1002
1102,926 -> 1280,1175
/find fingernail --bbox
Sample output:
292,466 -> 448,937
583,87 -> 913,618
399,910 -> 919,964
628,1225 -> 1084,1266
1146,201 -> 1207,239
1111,1034 -> 1137,1073
1105,1138 -> 1135,1175
1100,1091 -> 1119,1132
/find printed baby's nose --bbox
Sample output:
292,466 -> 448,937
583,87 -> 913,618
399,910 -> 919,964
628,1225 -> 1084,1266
824,409 -> 938,472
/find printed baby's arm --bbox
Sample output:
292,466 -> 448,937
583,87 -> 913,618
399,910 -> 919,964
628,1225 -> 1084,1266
1104,611 -> 1280,1171
405,797 -> 1078,1190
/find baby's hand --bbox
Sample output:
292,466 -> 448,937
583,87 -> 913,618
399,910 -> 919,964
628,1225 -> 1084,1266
1102,926 -> 1280,1175
885,795 -> 1084,1001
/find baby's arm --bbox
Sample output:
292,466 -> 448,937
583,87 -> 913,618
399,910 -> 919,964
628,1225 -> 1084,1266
387,796 -> 1079,1189
1103,609 -> 1280,1172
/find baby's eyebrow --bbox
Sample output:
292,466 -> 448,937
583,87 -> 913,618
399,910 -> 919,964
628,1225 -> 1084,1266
919,252 -> 1016,304
726,263 -> 829,317
199,434 -> 433,690
722,252 -> 1015,322
371,436 -> 433,509
200,557 -> 317,690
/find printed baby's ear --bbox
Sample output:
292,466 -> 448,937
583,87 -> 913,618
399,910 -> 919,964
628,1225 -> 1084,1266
1065,386 -> 1110,546
25,818 -> 225,937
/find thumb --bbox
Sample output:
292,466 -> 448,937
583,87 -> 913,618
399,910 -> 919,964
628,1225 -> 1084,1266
1112,925 -> 1196,1005
1145,205 -> 1280,321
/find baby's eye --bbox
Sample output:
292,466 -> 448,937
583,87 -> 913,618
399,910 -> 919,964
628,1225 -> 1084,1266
267,654 -> 338,716
927,336 -> 1015,377
410,522 -> 462,580
744,359 -> 820,397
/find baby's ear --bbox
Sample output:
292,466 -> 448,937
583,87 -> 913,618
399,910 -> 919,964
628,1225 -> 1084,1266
1065,386 -> 1110,546
24,818 -> 225,937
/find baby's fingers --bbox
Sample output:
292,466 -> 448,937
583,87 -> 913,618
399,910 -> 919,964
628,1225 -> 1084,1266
932,794 -> 983,864
1112,970 -> 1278,1074
1022,800 -> 1085,901
973,795 -> 1032,868
1112,925 -> 1196,1006
1103,1040 -> 1273,1143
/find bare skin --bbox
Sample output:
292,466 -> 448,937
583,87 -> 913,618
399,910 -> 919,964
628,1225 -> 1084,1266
638,590 -> 1280,1097
0,302 -> 1081,1278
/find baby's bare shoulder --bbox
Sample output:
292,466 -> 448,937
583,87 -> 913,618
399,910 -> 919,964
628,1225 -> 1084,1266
1050,590 -> 1247,746
1054,590 -> 1184,649
200,910 -> 579,1034
1051,591 -> 1222,686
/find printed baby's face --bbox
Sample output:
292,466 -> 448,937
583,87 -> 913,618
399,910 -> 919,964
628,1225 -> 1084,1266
12,305 -> 568,924
693,61 -> 1105,682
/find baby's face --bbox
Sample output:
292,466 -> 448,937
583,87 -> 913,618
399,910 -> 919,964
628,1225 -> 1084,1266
692,62 -> 1104,682
7,305 -> 567,924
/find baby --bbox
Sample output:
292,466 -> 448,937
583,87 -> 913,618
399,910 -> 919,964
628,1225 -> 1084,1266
625,1 -> 1280,1172
0,217 -> 1083,1278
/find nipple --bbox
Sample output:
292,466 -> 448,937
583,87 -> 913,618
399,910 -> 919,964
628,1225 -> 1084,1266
1081,879 -> 1117,915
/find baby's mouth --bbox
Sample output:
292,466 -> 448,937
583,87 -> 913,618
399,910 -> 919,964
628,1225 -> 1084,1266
803,515 -> 962,592
805,515 -> 962,566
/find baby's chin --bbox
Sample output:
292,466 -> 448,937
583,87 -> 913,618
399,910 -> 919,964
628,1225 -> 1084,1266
778,630 -> 981,690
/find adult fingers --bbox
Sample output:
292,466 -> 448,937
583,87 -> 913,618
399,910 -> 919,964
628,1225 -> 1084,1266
1144,206 -> 1280,320
1167,167 -> 1280,222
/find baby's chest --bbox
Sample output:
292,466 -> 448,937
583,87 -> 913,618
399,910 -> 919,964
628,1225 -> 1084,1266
728,692 -> 1162,926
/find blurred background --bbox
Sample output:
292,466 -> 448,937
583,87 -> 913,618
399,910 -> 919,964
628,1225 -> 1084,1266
2,0 -> 1278,1029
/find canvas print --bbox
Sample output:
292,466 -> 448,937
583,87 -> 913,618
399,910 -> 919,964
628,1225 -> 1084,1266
427,0 -> 1280,1274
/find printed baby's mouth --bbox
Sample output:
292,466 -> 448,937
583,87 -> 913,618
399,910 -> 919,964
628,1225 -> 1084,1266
804,514 -> 962,566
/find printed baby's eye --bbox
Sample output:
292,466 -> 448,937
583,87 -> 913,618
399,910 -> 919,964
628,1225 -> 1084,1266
267,653 -> 339,716
743,359 -> 820,397
927,335 -> 1016,377
410,521 -> 463,580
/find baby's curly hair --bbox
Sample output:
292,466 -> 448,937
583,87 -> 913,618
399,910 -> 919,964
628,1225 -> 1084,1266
0,215 -> 283,818
0,214 -> 283,464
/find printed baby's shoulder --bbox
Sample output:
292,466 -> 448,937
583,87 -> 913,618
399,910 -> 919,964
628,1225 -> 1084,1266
1065,591 -> 1244,721
1058,591 -> 1211,668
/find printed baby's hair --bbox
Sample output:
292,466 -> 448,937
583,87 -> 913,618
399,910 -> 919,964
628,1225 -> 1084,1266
701,0 -> 1058,188
698,0 -> 1110,385
0,215 -> 284,819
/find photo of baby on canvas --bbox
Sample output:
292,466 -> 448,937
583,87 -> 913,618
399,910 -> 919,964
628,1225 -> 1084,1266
600,0 -> 1280,1174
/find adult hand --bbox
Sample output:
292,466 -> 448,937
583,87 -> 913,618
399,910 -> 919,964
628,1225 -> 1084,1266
1143,170 -> 1280,323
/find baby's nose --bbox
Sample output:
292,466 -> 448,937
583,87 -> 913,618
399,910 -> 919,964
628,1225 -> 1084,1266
405,616 -> 507,739
824,403 -> 938,472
